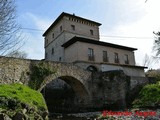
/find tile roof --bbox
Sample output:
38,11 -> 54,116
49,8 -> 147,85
43,12 -> 101,36
62,36 -> 137,51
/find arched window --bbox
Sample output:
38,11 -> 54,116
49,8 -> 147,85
87,65 -> 98,72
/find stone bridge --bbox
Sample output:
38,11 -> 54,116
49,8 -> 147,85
0,57 -> 91,103
0,56 -> 149,112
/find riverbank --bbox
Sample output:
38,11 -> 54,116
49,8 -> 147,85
49,109 -> 160,120
49,111 -> 100,120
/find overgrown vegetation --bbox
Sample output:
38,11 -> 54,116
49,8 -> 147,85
0,83 -> 47,110
146,69 -> 160,82
28,62 -> 56,90
97,115 -> 117,120
0,84 -> 48,119
132,69 -> 160,108
132,83 -> 160,108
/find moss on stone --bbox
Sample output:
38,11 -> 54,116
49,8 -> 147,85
0,83 -> 48,119
28,62 -> 56,90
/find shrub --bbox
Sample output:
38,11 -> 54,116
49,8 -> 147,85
132,83 -> 160,108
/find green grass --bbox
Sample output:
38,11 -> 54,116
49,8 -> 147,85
0,83 -> 47,111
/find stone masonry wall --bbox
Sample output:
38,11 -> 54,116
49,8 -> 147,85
0,56 -> 31,84
89,70 -> 149,110
0,56 -> 91,92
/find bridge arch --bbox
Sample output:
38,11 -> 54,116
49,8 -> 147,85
40,75 -> 90,100
38,62 -> 92,98
58,76 -> 89,98
87,65 -> 98,72
40,74 -> 91,113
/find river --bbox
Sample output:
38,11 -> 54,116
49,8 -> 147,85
49,111 -> 101,120
49,109 -> 160,120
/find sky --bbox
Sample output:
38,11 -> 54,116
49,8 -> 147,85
15,0 -> 160,69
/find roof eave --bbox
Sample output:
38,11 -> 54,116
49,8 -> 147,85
43,12 -> 102,37
62,37 -> 137,51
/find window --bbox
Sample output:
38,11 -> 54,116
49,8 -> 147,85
114,53 -> 119,63
90,29 -> 93,35
88,48 -> 94,61
45,53 -> 48,59
124,54 -> 129,64
46,39 -> 48,44
52,48 -> 54,55
87,65 -> 98,72
59,57 -> 61,61
88,48 -> 94,56
60,26 -> 62,32
71,25 -> 75,31
103,51 -> 108,62
52,33 -> 54,38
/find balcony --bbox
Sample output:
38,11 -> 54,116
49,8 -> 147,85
103,57 -> 109,62
125,60 -> 129,64
88,55 -> 95,61
114,59 -> 119,63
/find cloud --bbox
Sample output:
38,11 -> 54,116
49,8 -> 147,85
25,12 -> 52,30
20,31 -> 44,59
98,0 -> 160,69
19,13 -> 52,59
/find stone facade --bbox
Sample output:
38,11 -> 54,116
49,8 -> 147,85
0,56 -> 31,84
43,12 -> 101,62
74,61 -> 146,77
64,40 -> 136,65
88,70 -> 149,109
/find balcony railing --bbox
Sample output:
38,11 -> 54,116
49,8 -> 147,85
114,59 -> 119,63
88,55 -> 95,61
103,57 -> 109,62
125,60 -> 129,64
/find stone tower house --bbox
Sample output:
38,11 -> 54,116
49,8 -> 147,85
43,12 -> 101,62
43,12 -> 146,76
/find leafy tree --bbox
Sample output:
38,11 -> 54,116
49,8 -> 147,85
0,0 -> 21,55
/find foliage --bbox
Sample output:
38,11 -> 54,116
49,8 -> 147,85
0,83 -> 47,111
146,69 -> 160,82
29,62 -> 56,90
132,83 -> 160,108
97,114 -> 117,120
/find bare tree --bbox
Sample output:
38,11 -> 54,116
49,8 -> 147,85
0,0 -> 21,55
143,54 -> 152,67
6,50 -> 27,59
153,31 -> 160,57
